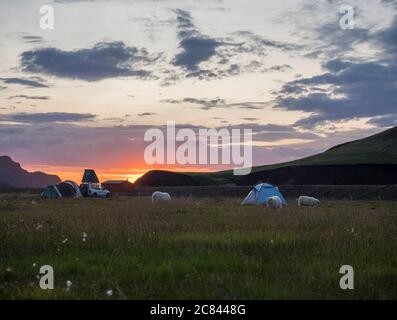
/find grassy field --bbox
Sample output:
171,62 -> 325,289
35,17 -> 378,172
0,193 -> 396,299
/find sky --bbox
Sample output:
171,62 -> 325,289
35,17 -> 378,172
0,0 -> 396,182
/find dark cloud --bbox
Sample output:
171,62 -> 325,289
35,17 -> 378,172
161,97 -> 269,110
268,64 -> 292,72
174,37 -> 221,71
233,31 -> 302,52
21,35 -> 44,44
20,41 -> 158,81
137,112 -> 156,116
276,58 -> 397,128
304,22 -> 370,59
211,123 -> 320,142
8,95 -> 50,100
173,9 -> 221,72
366,114 -> 397,127
182,97 -> 226,109
0,125 -> 25,134
0,112 -> 96,123
0,77 -> 49,88
275,13 -> 397,129
160,97 -> 226,109
242,117 -> 259,122
375,16 -> 397,57
169,10 -> 299,82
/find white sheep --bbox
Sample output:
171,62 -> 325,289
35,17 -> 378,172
297,196 -> 320,207
151,191 -> 171,204
266,196 -> 282,209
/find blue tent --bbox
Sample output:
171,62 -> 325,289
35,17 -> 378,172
241,183 -> 287,205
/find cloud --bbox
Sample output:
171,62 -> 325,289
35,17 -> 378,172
169,9 -> 298,82
137,112 -> 156,117
160,97 -> 225,109
366,114 -> 397,127
0,120 -> 322,171
242,117 -> 259,122
267,64 -> 292,72
276,58 -> 397,128
161,97 -> 269,110
0,77 -> 49,88
304,22 -> 370,59
21,35 -> 44,44
173,9 -> 221,72
211,123 -> 321,142
174,37 -> 221,72
182,97 -> 226,109
274,12 -> 397,129
20,41 -> 159,81
233,31 -> 302,52
8,95 -> 50,100
0,112 -> 96,123
375,15 -> 397,57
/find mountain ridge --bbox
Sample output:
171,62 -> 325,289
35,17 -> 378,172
0,156 -> 61,188
137,126 -> 397,186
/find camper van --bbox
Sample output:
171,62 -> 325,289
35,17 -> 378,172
80,183 -> 111,198
80,169 -> 111,198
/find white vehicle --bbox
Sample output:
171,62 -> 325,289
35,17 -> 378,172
81,183 -> 111,198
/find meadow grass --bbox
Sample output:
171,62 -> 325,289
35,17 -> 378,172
0,194 -> 396,299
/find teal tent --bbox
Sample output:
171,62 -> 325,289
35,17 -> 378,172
41,185 -> 62,199
241,183 -> 287,205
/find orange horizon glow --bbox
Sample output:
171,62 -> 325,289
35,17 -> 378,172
23,164 -> 221,184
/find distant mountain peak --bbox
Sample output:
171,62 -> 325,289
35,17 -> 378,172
0,155 -> 61,189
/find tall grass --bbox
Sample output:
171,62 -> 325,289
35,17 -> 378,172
0,194 -> 396,299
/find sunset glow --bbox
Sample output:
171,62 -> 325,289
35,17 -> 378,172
1,0 -> 395,182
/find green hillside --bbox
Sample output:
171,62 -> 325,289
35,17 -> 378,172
186,126 -> 397,185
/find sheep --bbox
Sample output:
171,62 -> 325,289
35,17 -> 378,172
151,191 -> 171,204
297,196 -> 320,207
266,196 -> 282,209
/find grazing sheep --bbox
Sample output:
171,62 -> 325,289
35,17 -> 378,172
297,196 -> 320,207
266,196 -> 282,209
151,191 -> 171,204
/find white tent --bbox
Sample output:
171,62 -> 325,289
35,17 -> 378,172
64,180 -> 82,198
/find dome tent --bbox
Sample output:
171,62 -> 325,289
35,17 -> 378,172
64,180 -> 82,197
241,183 -> 287,206
41,185 -> 62,199
58,181 -> 82,198
41,180 -> 82,199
